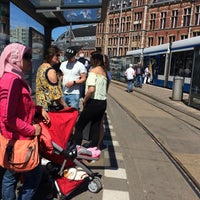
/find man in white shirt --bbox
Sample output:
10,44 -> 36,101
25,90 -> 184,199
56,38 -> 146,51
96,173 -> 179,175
60,47 -> 87,110
124,64 -> 136,93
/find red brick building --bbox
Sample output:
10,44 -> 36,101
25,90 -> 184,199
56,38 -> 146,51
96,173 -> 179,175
96,0 -> 200,57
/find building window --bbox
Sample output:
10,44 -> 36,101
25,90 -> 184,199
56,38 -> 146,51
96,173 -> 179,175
125,36 -> 129,45
122,17 -> 125,32
158,36 -> 164,45
126,21 -> 131,32
195,6 -> 200,25
160,12 -> 166,29
136,34 -> 141,48
171,10 -> 178,28
135,12 -> 142,21
148,37 -> 154,47
134,24 -> 141,31
109,19 -> 114,33
134,12 -> 142,31
181,35 -> 188,40
169,35 -> 176,43
135,0 -> 144,6
150,13 -> 156,30
126,16 -> 131,32
193,31 -> 200,37
183,8 -> 191,27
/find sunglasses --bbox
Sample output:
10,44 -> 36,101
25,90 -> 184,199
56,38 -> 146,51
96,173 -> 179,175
23,53 -> 32,60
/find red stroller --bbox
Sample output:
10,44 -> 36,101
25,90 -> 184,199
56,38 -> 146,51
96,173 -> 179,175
38,107 -> 102,200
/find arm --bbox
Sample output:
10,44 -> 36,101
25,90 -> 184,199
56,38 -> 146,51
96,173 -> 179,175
47,68 -> 58,84
47,67 -> 68,107
66,72 -> 87,88
1,79 -> 35,137
35,106 -> 50,124
82,72 -> 96,106
59,98 -> 68,108
75,72 -> 86,84
83,85 -> 95,106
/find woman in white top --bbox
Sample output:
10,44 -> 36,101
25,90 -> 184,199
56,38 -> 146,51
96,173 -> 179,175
143,66 -> 150,84
72,52 -> 108,148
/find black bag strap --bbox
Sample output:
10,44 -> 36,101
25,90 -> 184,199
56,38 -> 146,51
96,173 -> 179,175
6,138 -> 36,166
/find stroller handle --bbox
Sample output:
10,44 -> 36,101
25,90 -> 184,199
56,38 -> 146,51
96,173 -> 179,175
52,141 -> 63,152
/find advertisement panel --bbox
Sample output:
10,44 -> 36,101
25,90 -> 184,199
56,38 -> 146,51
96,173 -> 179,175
29,27 -> 44,93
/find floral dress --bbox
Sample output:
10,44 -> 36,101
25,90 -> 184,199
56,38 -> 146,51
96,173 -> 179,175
36,63 -> 62,110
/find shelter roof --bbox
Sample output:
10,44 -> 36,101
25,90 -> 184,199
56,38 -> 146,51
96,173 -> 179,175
10,0 -> 109,29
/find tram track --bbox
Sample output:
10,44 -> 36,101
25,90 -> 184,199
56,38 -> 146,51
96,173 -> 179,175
109,83 -> 200,198
114,83 -> 200,131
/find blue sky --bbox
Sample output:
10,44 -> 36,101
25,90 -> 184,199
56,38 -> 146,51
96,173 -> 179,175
52,27 -> 67,40
52,26 -> 80,41
10,3 -> 44,34
10,3 -> 91,41
10,3 -> 67,40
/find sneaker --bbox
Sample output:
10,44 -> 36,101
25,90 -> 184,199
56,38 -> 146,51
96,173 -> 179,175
76,145 -> 92,156
87,147 -> 101,157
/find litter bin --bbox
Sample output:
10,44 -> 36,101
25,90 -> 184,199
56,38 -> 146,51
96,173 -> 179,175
172,76 -> 184,100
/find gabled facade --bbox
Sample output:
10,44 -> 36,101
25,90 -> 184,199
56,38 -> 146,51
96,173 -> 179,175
96,0 -> 200,57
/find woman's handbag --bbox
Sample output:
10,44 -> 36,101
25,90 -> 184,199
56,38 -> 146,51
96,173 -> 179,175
0,134 -> 39,172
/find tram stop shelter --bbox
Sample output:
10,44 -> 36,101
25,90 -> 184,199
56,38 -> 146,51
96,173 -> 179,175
10,0 -> 109,49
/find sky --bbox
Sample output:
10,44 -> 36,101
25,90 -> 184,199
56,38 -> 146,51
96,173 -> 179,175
10,3 -> 91,41
52,25 -> 81,41
52,27 -> 67,40
10,3 -> 44,34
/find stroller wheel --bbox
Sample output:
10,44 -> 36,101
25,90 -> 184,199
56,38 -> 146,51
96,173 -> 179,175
88,176 -> 102,193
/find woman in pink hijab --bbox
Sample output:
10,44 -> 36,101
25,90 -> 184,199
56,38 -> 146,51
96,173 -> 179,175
0,43 -> 50,200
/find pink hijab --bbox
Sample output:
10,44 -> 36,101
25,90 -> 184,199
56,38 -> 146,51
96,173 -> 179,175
0,43 -> 31,79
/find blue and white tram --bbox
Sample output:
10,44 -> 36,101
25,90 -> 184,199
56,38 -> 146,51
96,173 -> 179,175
126,36 -> 200,93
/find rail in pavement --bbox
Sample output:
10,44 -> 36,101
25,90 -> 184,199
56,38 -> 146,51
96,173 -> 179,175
111,80 -> 200,195
112,80 -> 200,121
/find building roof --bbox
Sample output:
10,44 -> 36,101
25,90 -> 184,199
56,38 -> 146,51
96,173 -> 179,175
54,25 -> 96,51
57,25 -> 96,41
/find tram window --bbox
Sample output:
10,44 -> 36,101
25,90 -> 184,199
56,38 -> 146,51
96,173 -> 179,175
189,48 -> 200,109
144,54 -> 165,76
191,49 -> 200,93
170,50 -> 193,77
157,54 -> 165,75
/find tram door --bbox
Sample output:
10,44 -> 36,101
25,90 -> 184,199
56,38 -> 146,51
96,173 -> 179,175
189,47 -> 200,109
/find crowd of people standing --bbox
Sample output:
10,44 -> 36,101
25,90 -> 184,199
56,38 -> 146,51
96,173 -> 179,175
0,42 -> 110,200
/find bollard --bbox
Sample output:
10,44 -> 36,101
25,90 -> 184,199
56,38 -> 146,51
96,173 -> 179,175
172,76 -> 184,101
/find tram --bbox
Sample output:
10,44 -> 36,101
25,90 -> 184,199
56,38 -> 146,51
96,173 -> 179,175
111,36 -> 200,93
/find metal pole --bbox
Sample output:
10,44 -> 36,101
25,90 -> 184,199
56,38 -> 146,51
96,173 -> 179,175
164,42 -> 172,87
117,0 -> 122,56
69,22 -> 72,47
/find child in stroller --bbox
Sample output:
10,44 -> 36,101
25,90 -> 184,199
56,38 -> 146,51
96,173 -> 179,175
38,107 -> 102,200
